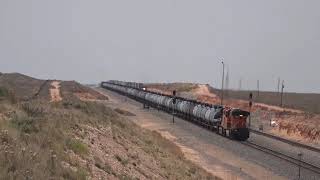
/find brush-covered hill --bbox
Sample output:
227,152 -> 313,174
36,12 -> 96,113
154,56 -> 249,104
0,73 -> 216,180
0,73 -> 47,101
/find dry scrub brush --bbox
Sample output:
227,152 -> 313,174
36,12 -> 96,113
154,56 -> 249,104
0,91 -> 217,180
0,97 -> 116,179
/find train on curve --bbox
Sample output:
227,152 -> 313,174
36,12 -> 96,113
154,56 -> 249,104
101,80 -> 251,141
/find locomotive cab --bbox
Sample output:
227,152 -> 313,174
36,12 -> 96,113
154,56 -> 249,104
220,107 -> 250,141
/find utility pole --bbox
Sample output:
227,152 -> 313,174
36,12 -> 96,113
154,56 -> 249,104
221,61 -> 225,106
257,80 -> 260,100
280,80 -> 285,107
277,78 -> 280,94
225,68 -> 229,98
172,90 -> 176,124
143,88 -> 147,109
298,153 -> 303,180
249,92 -> 253,128
239,78 -> 242,91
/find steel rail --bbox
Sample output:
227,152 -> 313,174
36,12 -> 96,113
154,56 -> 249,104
242,141 -> 320,175
250,129 -> 320,154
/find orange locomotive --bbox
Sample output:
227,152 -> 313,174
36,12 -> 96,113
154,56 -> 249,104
218,107 -> 250,141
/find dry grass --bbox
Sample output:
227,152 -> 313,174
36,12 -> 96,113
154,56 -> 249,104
66,138 -> 89,156
0,88 -> 116,179
60,81 -> 108,101
146,83 -> 198,95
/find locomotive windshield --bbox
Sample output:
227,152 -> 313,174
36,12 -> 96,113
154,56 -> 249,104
231,109 -> 250,117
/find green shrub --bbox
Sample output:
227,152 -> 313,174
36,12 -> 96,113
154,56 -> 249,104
75,168 -> 88,180
0,87 -> 16,103
0,87 -> 8,97
21,101 -> 45,117
66,138 -> 88,155
10,112 -> 39,133
62,168 -> 88,180
94,156 -> 116,175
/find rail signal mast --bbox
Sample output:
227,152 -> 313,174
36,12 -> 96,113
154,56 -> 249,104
280,81 -> 285,107
221,61 -> 225,106
172,90 -> 176,123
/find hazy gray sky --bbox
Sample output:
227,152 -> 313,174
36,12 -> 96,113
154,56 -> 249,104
0,0 -> 319,93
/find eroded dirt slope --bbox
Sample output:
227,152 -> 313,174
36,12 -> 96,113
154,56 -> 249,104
50,81 -> 63,102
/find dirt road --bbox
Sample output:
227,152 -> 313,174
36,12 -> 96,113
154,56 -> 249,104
96,88 -> 296,180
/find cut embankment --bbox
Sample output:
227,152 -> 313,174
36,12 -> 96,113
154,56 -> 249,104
50,81 -> 63,102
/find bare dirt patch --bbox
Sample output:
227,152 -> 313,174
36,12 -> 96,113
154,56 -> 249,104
193,84 -> 217,98
74,92 -> 98,101
50,81 -> 63,102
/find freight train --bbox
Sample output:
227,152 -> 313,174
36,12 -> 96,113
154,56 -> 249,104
101,81 -> 251,141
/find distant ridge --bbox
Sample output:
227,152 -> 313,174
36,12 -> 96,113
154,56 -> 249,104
0,72 -> 46,100
0,73 -> 107,101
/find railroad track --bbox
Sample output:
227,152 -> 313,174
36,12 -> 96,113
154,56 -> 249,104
241,141 -> 320,175
250,129 -> 320,154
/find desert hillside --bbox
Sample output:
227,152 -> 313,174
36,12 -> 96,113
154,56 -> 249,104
0,73 -> 48,101
0,73 -> 216,180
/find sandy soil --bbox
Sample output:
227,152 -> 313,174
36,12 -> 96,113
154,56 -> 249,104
96,88 -> 288,180
50,81 -> 62,102
74,92 -> 98,101
193,84 -> 217,98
